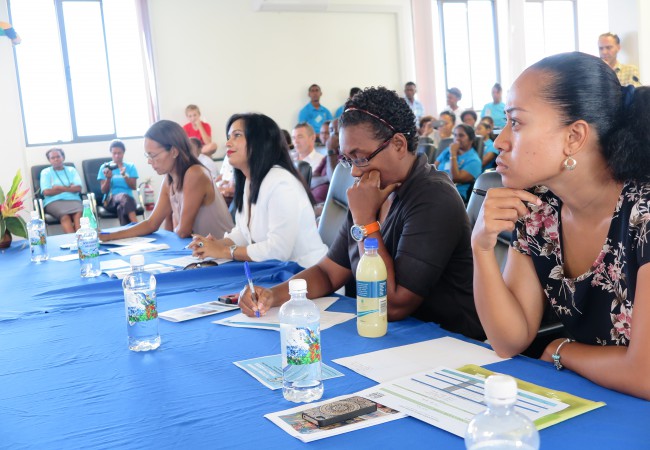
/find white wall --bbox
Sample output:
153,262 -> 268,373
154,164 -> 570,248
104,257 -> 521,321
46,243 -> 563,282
148,0 -> 407,139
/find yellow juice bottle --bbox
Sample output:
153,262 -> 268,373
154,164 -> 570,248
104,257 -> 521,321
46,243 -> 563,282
356,238 -> 387,337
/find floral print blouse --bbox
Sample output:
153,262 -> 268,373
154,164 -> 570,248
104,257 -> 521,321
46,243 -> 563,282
512,181 -> 650,346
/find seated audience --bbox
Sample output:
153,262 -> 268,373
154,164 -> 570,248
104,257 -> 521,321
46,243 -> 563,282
311,121 -> 332,203
292,122 -> 324,171
433,111 -> 455,150
183,104 -> 218,155
189,136 -> 218,180
98,140 -> 139,225
444,87 -> 463,125
40,148 -> 83,233
472,51 -> 650,400
460,110 -> 477,127
101,120 -> 233,241
476,121 -> 498,170
238,87 -> 485,341
434,124 -> 482,201
189,113 -> 327,269
418,115 -> 435,138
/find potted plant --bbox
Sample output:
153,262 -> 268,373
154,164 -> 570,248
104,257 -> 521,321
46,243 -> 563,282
0,170 -> 28,248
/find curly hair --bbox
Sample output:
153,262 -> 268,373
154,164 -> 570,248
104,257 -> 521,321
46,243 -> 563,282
339,86 -> 418,153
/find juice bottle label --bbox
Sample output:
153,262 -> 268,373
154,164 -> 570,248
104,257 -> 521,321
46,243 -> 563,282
125,290 -> 158,325
284,326 -> 321,365
357,280 -> 387,299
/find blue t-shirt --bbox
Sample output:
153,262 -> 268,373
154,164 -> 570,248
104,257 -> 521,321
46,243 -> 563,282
97,161 -> 139,200
298,103 -> 332,134
482,139 -> 498,170
40,166 -> 83,207
334,104 -> 345,118
436,148 -> 482,199
481,102 -> 506,129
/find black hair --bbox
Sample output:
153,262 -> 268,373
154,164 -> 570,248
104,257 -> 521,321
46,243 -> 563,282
144,120 -> 202,191
349,87 -> 362,98
226,113 -> 313,213
461,110 -> 478,123
308,84 -> 320,91
599,32 -> 620,45
492,83 -> 502,92
530,51 -> 650,181
339,86 -> 418,153
440,110 -> 456,124
109,139 -> 126,152
405,81 -> 416,88
46,147 -> 65,160
455,123 -> 476,142
281,129 -> 294,150
188,137 -> 202,156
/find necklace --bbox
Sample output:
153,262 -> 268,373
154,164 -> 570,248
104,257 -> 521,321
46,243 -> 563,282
53,167 -> 71,186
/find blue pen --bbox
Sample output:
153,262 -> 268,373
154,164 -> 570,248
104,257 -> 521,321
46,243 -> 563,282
244,261 -> 260,318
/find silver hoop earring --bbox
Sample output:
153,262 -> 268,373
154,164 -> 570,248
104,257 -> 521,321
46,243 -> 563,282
563,156 -> 577,171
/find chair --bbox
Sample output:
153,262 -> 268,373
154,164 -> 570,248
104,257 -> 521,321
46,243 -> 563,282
295,160 -> 313,187
317,164 -> 356,247
434,137 -> 453,161
31,162 -> 84,232
466,170 -> 565,357
81,158 -> 146,227
473,137 -> 485,160
417,137 -> 437,163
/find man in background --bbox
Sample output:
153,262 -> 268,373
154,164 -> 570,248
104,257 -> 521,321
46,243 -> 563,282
480,83 -> 506,129
292,123 -> 324,172
444,87 -> 463,125
403,81 -> 424,124
298,84 -> 332,143
598,32 -> 641,87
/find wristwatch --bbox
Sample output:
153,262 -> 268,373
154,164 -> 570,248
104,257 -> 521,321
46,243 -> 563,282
552,338 -> 575,370
350,221 -> 381,242
229,244 -> 237,260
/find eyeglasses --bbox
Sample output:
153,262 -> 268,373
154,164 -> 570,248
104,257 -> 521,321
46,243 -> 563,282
183,260 -> 219,270
338,136 -> 393,168
144,151 -> 165,161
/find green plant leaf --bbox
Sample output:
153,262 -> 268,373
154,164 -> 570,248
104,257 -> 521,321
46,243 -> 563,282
6,170 -> 22,200
5,216 -> 27,239
0,185 -> 5,206
0,218 -> 5,237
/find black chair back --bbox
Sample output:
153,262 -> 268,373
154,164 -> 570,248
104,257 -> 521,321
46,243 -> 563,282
81,158 -> 111,205
318,164 -> 356,247
295,160 -> 313,187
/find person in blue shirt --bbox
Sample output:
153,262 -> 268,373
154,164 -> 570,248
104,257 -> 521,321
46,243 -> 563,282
97,140 -> 139,225
434,124 -> 482,201
481,83 -> 506,129
40,148 -> 83,233
477,121 -> 498,170
298,84 -> 332,143
334,87 -> 362,118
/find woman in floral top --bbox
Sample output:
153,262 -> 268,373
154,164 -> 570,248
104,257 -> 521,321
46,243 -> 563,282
471,52 -> 650,400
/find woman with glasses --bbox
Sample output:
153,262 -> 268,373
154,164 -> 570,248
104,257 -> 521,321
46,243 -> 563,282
189,113 -> 327,269
100,120 -> 233,241
236,87 -> 485,341
40,148 -> 83,233
434,123 -> 482,202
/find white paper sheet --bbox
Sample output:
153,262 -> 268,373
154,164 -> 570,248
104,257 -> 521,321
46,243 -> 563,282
109,243 -> 170,256
50,250 -> 110,262
265,388 -> 406,442
100,237 -> 156,246
332,337 -> 508,383
159,300 -> 239,322
213,297 -> 353,331
103,263 -> 176,279
99,259 -> 129,270
361,366 -> 569,437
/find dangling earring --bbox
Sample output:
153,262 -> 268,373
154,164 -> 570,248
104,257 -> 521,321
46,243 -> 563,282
563,155 -> 577,171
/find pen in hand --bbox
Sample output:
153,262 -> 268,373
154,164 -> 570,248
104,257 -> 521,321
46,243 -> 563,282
244,261 -> 260,318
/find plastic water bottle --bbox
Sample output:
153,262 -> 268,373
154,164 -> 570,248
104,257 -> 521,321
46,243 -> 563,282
356,238 -> 387,337
465,375 -> 540,450
76,217 -> 101,277
27,210 -> 48,262
279,279 -> 323,402
82,199 -> 98,230
122,254 -> 161,351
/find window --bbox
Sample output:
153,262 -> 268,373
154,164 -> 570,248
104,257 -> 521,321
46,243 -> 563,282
9,0 -> 154,146
524,0 -> 609,66
437,0 -> 499,110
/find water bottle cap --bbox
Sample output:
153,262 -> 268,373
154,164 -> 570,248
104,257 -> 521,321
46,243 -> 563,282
130,255 -> 145,267
30,210 -> 39,220
288,278 -> 307,293
80,217 -> 90,227
364,238 -> 378,249
484,375 -> 518,404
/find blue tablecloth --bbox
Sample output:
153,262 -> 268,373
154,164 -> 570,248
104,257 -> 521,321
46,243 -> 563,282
0,232 -> 647,449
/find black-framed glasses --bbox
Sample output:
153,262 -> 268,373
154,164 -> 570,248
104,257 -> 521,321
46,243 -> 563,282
183,260 -> 219,270
338,136 -> 393,168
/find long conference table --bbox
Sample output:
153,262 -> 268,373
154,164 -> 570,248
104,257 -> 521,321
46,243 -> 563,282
0,230 -> 647,449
